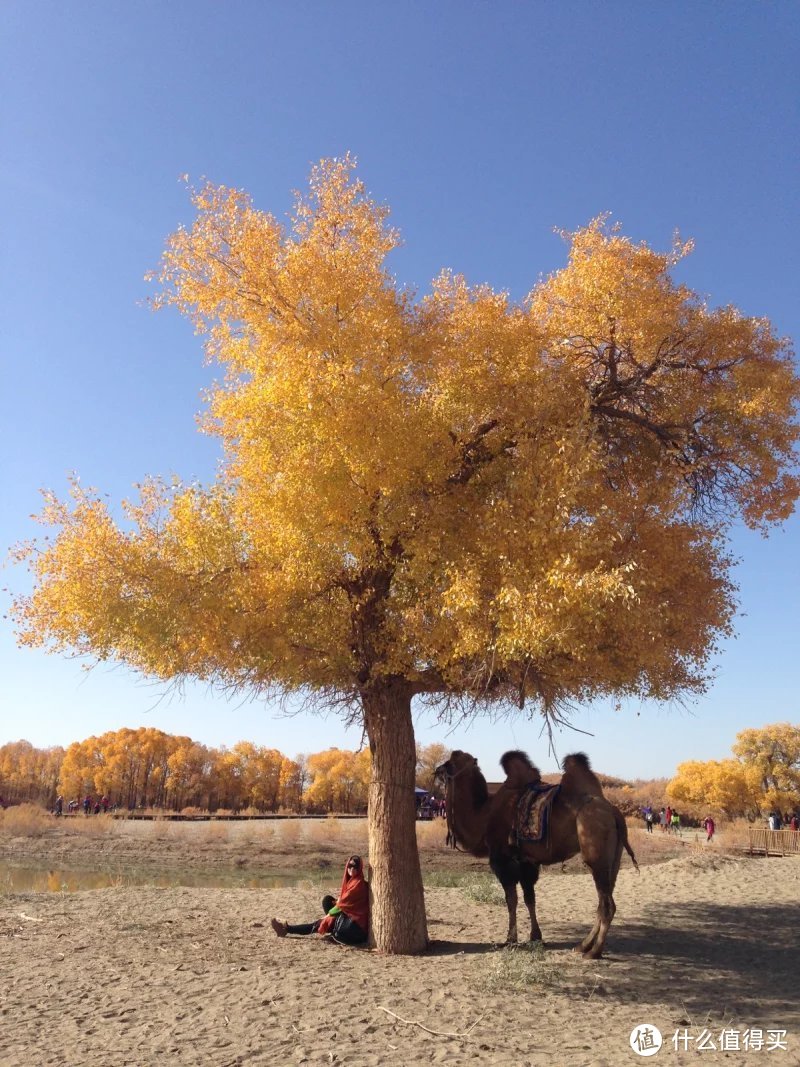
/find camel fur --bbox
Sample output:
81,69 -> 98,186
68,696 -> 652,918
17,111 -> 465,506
436,749 -> 638,959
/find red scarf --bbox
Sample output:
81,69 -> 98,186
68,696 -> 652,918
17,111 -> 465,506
317,856 -> 369,935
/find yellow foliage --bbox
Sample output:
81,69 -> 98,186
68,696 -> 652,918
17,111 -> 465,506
668,722 -> 800,816
0,731 -> 378,814
12,160 -> 800,718
0,741 -> 63,806
304,748 -> 371,813
667,758 -> 762,817
732,722 -> 800,794
416,742 -> 450,792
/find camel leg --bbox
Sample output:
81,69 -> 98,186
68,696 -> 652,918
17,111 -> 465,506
501,881 -> 519,944
580,841 -> 623,959
490,853 -> 519,944
579,885 -> 613,958
520,862 -> 543,943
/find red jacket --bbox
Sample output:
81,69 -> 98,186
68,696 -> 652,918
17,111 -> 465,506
317,856 -> 369,935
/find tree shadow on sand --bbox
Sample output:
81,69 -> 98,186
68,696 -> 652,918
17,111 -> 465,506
425,916 -> 513,955
547,900 -> 800,1024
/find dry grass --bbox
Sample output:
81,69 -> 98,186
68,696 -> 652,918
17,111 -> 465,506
415,818 -> 448,848
276,817 -> 370,855
626,820 -> 756,863
274,818 -> 303,848
199,820 -> 231,845
305,815 -> 342,846
0,803 -> 52,837
720,817 -> 755,850
481,941 -> 561,991
63,814 -> 113,838
0,804 -> 115,840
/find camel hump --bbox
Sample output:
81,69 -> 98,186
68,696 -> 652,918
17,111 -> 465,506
500,750 -> 541,788
561,752 -> 604,796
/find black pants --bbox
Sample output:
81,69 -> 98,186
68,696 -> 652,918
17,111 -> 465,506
286,897 -> 367,945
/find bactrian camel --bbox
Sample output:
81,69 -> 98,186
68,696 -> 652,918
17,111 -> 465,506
435,749 -> 638,958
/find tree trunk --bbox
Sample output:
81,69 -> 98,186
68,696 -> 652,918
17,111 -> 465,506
362,681 -> 429,954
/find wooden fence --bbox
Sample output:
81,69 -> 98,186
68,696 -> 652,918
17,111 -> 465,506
747,827 -> 800,857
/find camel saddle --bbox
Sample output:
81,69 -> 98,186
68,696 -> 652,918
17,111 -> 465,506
513,782 -> 560,844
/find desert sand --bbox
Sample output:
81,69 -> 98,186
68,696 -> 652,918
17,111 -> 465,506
1,820 -> 799,1066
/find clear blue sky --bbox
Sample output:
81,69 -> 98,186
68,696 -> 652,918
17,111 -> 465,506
2,2 -> 798,780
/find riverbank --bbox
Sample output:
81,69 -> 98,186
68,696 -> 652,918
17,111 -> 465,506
0,807 -> 710,880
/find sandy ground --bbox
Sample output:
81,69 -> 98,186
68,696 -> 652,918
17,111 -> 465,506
1,822 -> 799,1066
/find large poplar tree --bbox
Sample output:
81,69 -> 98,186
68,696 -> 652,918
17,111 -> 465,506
14,159 -> 799,952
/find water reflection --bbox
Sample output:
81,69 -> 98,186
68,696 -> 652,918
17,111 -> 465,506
1,863 -> 303,893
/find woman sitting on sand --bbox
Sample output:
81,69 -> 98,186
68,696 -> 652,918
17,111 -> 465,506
271,854 -> 369,945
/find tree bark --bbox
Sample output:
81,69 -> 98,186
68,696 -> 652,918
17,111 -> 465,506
362,681 -> 429,954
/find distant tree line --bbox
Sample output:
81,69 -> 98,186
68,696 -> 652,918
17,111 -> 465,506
5,724 -> 795,819
0,730 -> 451,814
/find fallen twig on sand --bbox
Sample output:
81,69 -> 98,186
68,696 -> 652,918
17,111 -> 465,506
377,1006 -> 485,1038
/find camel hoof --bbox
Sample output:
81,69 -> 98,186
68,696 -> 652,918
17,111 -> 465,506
573,942 -> 597,956
581,946 -> 603,960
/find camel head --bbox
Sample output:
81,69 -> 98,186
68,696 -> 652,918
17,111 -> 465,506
434,750 -> 490,855
434,750 -> 478,785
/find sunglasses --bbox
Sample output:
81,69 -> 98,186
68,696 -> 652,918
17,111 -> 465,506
347,861 -> 359,869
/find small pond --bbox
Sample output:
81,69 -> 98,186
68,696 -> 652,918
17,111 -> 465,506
0,862 -> 307,894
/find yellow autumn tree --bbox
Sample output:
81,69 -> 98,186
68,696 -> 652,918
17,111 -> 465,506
224,742 -> 285,811
278,755 -> 305,812
167,738 -> 215,810
416,742 -> 450,793
667,758 -> 762,818
58,726 -> 186,809
12,159 -> 800,952
668,723 -> 800,816
732,722 -> 800,813
305,748 -> 371,813
0,740 -> 64,806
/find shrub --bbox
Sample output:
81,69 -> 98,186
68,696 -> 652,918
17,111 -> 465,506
483,942 -> 560,991
0,803 -> 52,837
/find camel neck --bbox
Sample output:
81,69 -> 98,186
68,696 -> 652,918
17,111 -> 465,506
448,771 -> 490,856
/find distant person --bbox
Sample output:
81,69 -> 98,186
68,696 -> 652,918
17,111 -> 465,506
670,811 -> 681,833
703,816 -> 715,842
271,855 -> 368,945
790,815 -> 799,832
768,812 -> 781,831
665,806 -> 672,832
644,808 -> 654,834
54,795 -> 63,816
101,795 -> 110,814
83,795 -> 91,815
